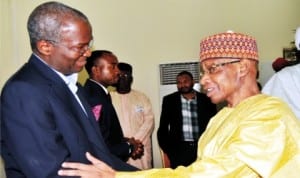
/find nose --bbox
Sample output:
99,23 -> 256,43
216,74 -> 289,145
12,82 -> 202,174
200,73 -> 209,86
116,67 -> 120,76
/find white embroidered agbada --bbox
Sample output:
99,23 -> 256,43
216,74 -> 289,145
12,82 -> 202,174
262,63 -> 300,120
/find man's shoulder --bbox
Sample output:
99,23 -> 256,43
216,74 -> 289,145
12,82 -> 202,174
164,91 -> 179,97
3,60 -> 55,94
84,80 -> 105,94
1,63 -> 61,103
195,91 -> 210,99
130,89 -> 148,97
274,63 -> 300,76
162,92 -> 180,102
263,63 -> 300,91
83,79 -> 94,88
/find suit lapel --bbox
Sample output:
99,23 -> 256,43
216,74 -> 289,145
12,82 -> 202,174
76,83 -> 104,135
30,55 -> 106,149
84,80 -> 125,142
174,93 -> 184,124
53,81 -> 108,150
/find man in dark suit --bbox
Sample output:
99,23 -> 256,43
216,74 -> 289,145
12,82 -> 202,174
0,2 -> 136,177
157,71 -> 217,169
84,50 -> 144,161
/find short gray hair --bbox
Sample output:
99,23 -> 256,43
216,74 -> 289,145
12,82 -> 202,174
27,1 -> 90,50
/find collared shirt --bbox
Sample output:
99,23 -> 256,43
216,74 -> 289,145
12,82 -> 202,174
88,79 -> 112,103
181,95 -> 199,141
33,53 -> 87,115
88,79 -> 109,94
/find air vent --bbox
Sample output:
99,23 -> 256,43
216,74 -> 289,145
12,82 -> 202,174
159,61 -> 200,85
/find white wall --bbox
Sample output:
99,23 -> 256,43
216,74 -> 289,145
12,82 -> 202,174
1,0 -> 299,168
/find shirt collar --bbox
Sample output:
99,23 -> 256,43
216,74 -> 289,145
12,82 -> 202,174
56,73 -> 78,94
89,79 -> 109,94
33,53 -> 78,93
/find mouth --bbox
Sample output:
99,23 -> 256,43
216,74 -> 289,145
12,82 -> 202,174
77,59 -> 87,66
204,87 -> 214,97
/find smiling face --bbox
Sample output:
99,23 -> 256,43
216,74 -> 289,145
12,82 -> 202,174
45,19 -> 93,75
200,58 -> 241,105
199,32 -> 260,106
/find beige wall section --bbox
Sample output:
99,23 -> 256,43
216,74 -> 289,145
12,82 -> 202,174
1,0 -> 299,168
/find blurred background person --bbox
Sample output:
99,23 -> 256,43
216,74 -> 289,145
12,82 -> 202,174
84,50 -> 144,162
111,62 -> 155,169
157,70 -> 217,169
271,57 -> 291,72
262,27 -> 300,120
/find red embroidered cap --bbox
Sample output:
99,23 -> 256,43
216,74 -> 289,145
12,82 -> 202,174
200,31 -> 258,62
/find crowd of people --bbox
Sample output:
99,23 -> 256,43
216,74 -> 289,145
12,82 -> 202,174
1,1 -> 300,178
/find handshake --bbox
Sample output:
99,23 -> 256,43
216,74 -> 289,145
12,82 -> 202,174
126,137 -> 144,160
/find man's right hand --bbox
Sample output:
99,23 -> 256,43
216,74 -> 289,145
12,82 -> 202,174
58,152 -> 116,178
126,137 -> 144,160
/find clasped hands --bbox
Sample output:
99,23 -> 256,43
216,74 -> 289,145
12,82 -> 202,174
125,137 -> 144,160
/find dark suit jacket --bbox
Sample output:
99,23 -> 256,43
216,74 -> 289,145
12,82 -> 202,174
0,55 -> 136,178
157,91 -> 217,157
83,79 -> 131,161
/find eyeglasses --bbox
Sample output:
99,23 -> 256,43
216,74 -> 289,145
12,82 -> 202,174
118,73 -> 132,79
200,60 -> 240,78
47,39 -> 93,55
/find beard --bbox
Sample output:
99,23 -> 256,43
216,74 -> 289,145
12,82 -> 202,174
178,86 -> 193,94
116,80 -> 131,94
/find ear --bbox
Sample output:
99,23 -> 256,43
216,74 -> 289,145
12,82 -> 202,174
91,65 -> 98,73
238,59 -> 250,77
129,76 -> 134,84
36,40 -> 54,56
91,65 -> 102,77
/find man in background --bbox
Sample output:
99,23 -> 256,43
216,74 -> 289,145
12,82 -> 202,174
84,50 -> 144,161
157,70 -> 217,168
262,27 -> 300,119
110,62 -> 155,169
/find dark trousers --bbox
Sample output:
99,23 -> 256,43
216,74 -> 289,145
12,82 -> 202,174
169,141 -> 198,169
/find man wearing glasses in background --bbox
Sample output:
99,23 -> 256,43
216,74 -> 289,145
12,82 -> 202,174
1,2 -> 136,177
58,31 -> 300,178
